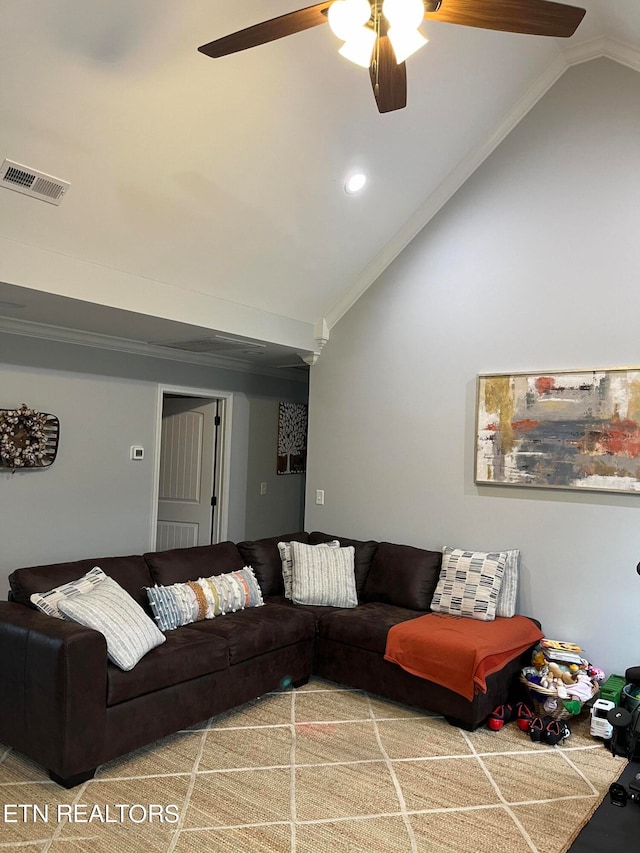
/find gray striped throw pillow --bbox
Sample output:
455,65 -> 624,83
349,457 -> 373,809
278,539 -> 340,599
290,541 -> 357,608
58,576 -> 166,670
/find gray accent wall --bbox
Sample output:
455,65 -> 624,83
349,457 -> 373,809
305,58 -> 640,676
245,398 -> 305,540
0,331 -> 307,595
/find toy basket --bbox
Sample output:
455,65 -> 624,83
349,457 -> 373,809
519,676 -> 599,721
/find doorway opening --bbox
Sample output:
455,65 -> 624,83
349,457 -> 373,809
152,386 -> 232,551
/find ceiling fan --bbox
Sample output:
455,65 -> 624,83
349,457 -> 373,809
198,0 -> 586,114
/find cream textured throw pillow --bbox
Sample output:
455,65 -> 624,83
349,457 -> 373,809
430,547 -> 506,621
277,539 -> 340,599
289,541 -> 357,608
58,576 -> 166,670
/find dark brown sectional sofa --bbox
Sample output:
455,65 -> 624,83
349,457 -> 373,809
0,531 -> 539,788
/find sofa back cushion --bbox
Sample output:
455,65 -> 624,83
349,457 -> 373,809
236,532 -> 309,596
308,532 -> 378,601
8,555 -> 153,610
361,541 -> 442,611
144,541 -> 244,586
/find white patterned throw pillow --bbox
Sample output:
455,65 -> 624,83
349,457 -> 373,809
277,539 -> 340,599
30,566 -> 108,619
436,547 -> 518,617
289,541 -> 357,608
431,547 -> 506,621
58,576 -> 166,670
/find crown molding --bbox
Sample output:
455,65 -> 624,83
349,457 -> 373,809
0,317 -> 310,383
324,38 -> 640,332
562,35 -> 640,73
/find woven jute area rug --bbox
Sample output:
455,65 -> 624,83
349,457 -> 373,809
0,679 -> 626,853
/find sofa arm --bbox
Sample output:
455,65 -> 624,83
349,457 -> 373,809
0,602 -> 107,780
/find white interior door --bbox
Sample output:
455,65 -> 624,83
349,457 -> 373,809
156,396 -> 220,549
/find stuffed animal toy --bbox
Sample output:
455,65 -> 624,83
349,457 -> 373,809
547,661 -> 577,685
532,649 -> 546,670
587,665 -> 605,682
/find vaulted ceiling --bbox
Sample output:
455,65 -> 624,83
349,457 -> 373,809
1,1 -> 639,368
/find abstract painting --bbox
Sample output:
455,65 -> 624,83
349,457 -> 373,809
475,368 -> 640,493
277,402 -> 307,475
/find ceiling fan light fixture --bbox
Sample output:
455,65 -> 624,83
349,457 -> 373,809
387,26 -> 427,63
338,26 -> 376,67
328,0 -> 372,41
382,0 -> 425,30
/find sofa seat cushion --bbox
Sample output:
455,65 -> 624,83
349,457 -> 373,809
317,602 -> 427,655
107,628 -> 229,706
264,595 -> 344,624
185,603 -> 315,664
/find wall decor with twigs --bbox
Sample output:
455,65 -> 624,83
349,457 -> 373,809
0,403 -> 60,469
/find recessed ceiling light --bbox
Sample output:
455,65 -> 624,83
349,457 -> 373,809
344,173 -> 367,194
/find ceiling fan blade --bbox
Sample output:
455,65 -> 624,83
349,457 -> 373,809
423,0 -> 586,38
369,36 -> 407,114
198,3 -> 332,58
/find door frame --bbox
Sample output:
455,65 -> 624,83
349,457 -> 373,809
150,384 -> 234,550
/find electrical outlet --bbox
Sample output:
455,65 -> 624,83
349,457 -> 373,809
260,482 -> 267,495
315,489 -> 324,505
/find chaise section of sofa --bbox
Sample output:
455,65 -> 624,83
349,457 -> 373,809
239,533 -> 539,730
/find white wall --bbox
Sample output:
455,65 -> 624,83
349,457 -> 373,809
305,58 -> 640,677
0,332 -> 307,595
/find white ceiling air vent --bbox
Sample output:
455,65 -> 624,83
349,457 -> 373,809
0,159 -> 70,205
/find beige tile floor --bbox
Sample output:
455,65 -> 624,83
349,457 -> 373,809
0,679 -> 626,853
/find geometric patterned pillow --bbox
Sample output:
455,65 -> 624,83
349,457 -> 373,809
30,566 -> 108,619
57,576 -> 166,671
146,566 -> 264,631
430,547 -> 506,621
277,540 -> 340,599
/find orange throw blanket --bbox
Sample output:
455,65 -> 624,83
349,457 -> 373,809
384,613 -> 543,701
